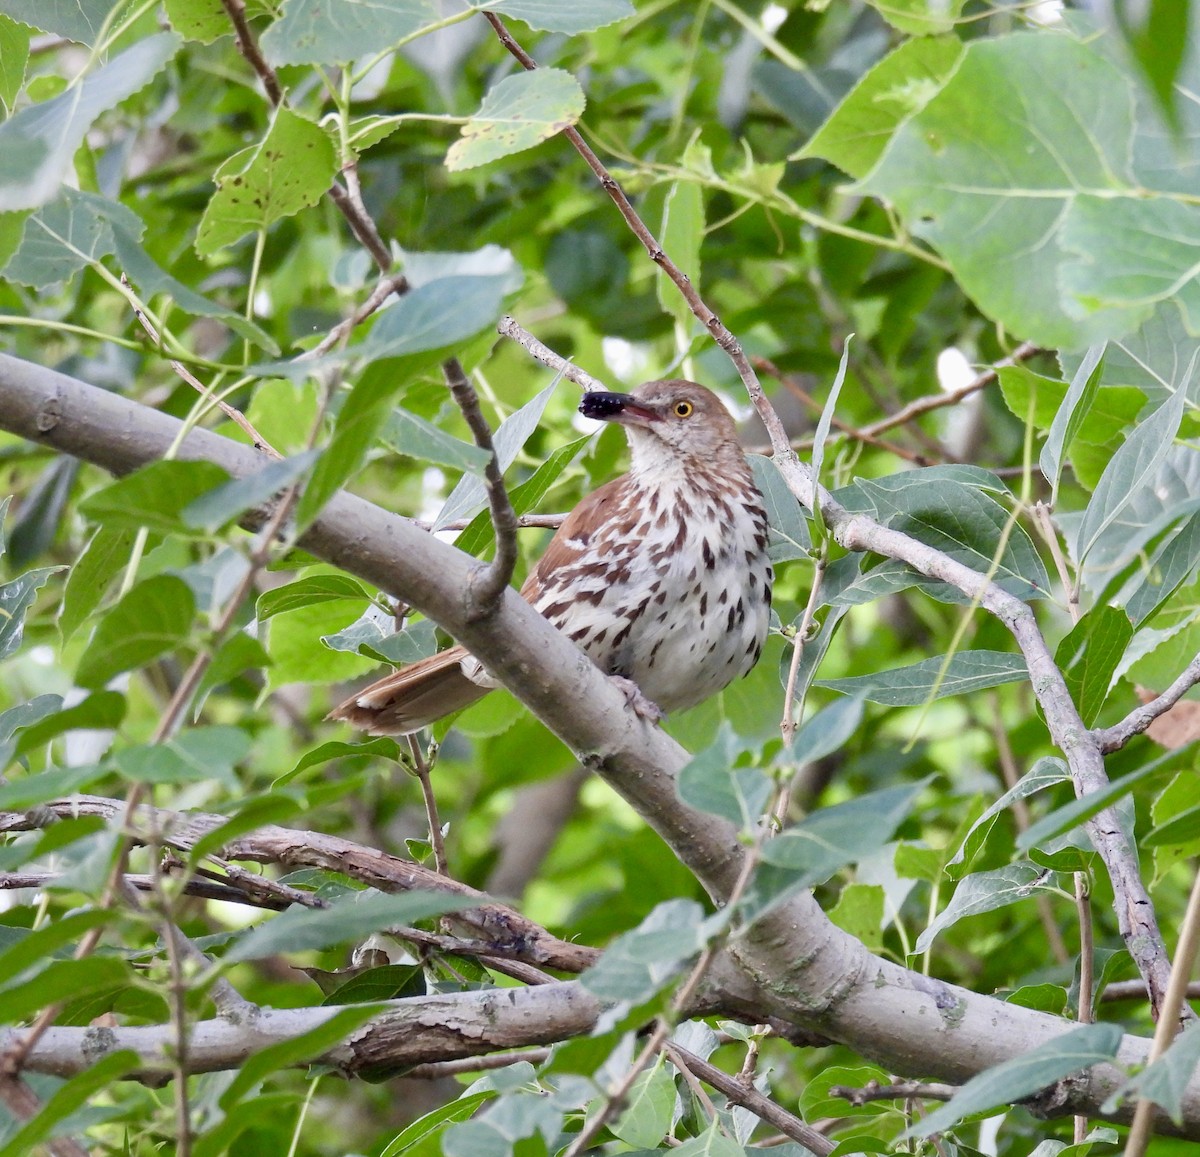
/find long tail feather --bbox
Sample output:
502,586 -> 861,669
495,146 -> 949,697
327,645 -> 490,735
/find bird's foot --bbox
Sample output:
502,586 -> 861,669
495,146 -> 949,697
608,676 -> 664,724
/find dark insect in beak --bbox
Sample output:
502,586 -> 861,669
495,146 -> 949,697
579,391 -> 633,420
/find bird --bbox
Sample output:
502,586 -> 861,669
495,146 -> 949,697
330,379 -> 774,735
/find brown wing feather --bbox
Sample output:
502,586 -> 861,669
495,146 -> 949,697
520,475 -> 631,602
331,474 -> 633,735
327,645 -> 488,735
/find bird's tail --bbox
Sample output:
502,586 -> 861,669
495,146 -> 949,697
327,645 -> 490,735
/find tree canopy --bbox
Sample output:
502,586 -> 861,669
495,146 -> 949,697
1,1 -> 1200,1154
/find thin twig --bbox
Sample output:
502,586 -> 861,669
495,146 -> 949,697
301,273 -> 411,360
484,12 -> 796,467
666,1044 -> 835,1154
404,1048 -> 551,1079
123,276 -> 280,458
442,358 -> 520,614
218,0 -> 282,105
1093,652 -> 1200,754
497,316 -> 608,393
405,735 -> 448,876
829,1079 -> 957,1107
753,355 -> 933,464
1074,871 -> 1095,1143
854,342 -> 1043,441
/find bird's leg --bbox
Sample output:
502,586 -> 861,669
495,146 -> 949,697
608,675 -> 665,724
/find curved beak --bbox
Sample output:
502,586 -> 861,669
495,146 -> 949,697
578,391 -> 658,425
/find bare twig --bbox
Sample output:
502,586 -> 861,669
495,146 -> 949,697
854,342 -> 1043,441
1093,652 -> 1200,754
405,735 -> 448,875
123,276 -> 280,457
404,1048 -> 551,1079
666,1044 -> 835,1153
752,355 -> 934,464
218,0 -> 282,105
829,1079 -> 957,1107
442,357 -> 520,614
497,316 -> 607,393
301,273 -> 411,360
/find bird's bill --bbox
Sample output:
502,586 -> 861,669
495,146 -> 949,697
578,391 -> 659,425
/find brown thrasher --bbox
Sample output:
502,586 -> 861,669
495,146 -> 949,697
330,379 -> 774,734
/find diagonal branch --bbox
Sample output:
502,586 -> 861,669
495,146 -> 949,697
442,357 -> 520,615
1094,652 -> 1200,753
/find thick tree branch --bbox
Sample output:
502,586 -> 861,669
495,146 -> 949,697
0,353 -> 1196,1134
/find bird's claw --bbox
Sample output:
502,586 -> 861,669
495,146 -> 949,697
608,675 -> 664,724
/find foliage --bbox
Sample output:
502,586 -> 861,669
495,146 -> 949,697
1,0 -> 1200,1154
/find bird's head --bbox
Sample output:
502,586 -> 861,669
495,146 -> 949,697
578,379 -> 742,467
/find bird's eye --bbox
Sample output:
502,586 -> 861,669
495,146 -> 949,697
673,400 -> 694,418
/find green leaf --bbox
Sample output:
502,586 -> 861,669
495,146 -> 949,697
0,15 -> 30,112
266,598 -> 372,689
947,757 -> 1069,877
0,32 -> 180,211
908,1024 -> 1123,1138
827,882 -> 885,951
0,763 -> 108,809
452,433 -> 590,559
0,1051 -> 141,1157
817,651 -> 1027,706
15,690 -> 126,753
59,526 -> 138,642
224,891 -> 478,962
657,178 -> 703,332
842,471 -> 1050,600
182,450 -> 319,532
446,69 -> 586,172
790,693 -> 866,762
112,725 -> 249,787
381,407 -> 492,474
0,565 -> 59,661
280,737 -> 401,784
1054,605 -> 1133,727
379,1091 -> 495,1157
1075,383 -> 1188,567
1115,0 -> 1189,131
0,955 -> 131,1021
611,1059 -> 676,1148
580,899 -> 715,1006
671,1120 -> 748,1156
0,909 -> 110,985
5,187 -> 142,289
0,0 -> 117,43
434,376 -> 560,531
491,0 -> 632,34
803,36 -> 964,176
196,106 -> 337,255
915,862 -> 1054,953
855,31 -> 1149,348
864,0 -> 964,35
1117,1022 -> 1200,1124
748,454 -> 810,562
261,0 -> 436,67
79,460 -> 232,533
75,574 -> 195,688
257,575 -> 370,620
676,723 -> 769,829
163,0 -> 230,42
757,781 -> 925,881
1040,343 -> 1106,503
1018,744 -> 1189,852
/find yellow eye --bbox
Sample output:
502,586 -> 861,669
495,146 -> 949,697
673,400 -> 694,418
